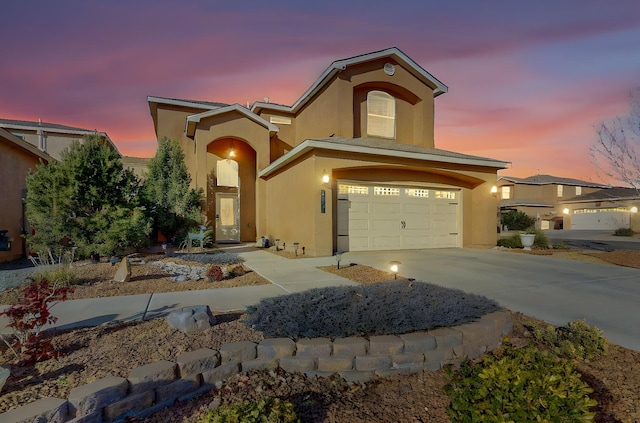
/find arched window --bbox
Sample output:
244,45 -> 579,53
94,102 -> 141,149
217,159 -> 239,187
367,90 -> 395,139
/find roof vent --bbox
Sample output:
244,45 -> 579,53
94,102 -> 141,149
384,62 -> 395,76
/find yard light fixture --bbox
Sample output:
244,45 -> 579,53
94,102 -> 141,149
389,260 -> 401,279
335,252 -> 343,269
631,206 -> 638,213
563,208 -> 570,215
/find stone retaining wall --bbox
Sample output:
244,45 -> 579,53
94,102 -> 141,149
1,310 -> 512,423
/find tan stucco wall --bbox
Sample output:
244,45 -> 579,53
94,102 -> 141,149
263,153 -> 500,256
0,140 -> 41,262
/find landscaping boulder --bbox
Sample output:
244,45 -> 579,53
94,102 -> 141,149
113,258 -> 131,282
167,305 -> 217,334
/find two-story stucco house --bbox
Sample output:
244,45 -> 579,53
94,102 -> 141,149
148,47 -> 509,256
496,174 -> 609,229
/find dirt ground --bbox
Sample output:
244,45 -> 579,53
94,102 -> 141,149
0,249 -> 639,421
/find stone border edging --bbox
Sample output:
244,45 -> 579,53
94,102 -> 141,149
0,310 -> 512,423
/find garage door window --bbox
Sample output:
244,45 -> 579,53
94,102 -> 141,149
374,187 -> 400,196
405,188 -> 429,198
435,190 -> 456,199
338,184 -> 369,195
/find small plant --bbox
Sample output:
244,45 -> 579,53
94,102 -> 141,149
0,279 -> 73,366
34,264 -> 77,286
613,227 -> 634,236
445,342 -> 597,421
206,265 -> 225,282
530,319 -> 608,360
497,233 -> 523,248
552,241 -> 571,249
532,229 -> 549,249
200,398 -> 300,423
501,210 -> 536,231
244,281 -> 500,338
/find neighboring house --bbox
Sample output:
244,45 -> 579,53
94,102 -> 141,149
561,187 -> 640,230
496,174 -> 608,230
0,118 -> 119,160
148,47 -> 509,256
121,156 -> 150,179
0,128 -> 53,262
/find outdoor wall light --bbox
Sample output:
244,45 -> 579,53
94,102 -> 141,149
563,208 -> 570,215
322,170 -> 330,184
389,260 -> 401,279
0,230 -> 12,251
490,185 -> 498,195
631,206 -> 638,213
229,147 -> 236,158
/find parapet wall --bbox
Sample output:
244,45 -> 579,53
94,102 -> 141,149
1,310 -> 512,423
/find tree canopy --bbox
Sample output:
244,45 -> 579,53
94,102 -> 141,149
25,134 -> 150,258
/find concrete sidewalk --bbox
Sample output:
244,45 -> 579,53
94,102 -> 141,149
1,250 -> 357,333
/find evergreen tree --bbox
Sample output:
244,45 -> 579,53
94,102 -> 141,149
143,137 -> 203,240
25,134 -> 151,258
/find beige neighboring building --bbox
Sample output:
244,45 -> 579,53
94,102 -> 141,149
121,156 -> 150,179
496,174 -> 608,230
0,128 -> 53,262
561,187 -> 640,230
148,47 -> 509,256
0,118 -> 119,160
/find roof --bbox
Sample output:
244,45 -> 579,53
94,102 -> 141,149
185,104 -> 278,138
500,199 -> 554,208
251,47 -> 448,115
499,174 -> 608,188
259,137 -> 509,178
0,127 -> 53,162
0,117 -> 120,155
147,96 -> 228,110
564,187 -> 640,203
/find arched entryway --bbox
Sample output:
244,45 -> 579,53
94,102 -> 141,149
206,138 -> 257,243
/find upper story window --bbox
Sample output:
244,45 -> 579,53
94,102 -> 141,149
501,186 -> 511,200
575,186 -> 582,196
557,185 -> 563,197
367,91 -> 395,139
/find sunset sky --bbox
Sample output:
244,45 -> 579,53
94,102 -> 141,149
2,1 -> 639,181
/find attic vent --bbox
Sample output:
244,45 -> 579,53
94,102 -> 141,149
384,62 -> 395,76
269,116 -> 292,125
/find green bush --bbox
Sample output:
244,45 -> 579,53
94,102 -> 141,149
552,241 -> 571,250
501,210 -> 536,231
497,234 -> 523,248
244,281 -> 500,338
530,319 -> 608,360
200,398 -> 300,423
613,227 -> 634,236
532,229 -> 549,249
445,343 -> 597,421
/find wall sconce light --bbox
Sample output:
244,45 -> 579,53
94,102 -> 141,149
0,230 -> 12,251
563,208 -> 570,215
322,170 -> 330,184
229,148 -> 236,158
631,206 -> 638,213
490,185 -> 498,195
389,260 -> 401,279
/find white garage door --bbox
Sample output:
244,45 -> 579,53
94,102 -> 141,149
571,208 -> 630,230
337,183 -> 460,252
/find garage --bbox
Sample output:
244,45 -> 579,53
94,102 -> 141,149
337,182 -> 460,251
571,208 -> 630,230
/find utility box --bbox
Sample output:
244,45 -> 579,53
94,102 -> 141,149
0,230 -> 12,251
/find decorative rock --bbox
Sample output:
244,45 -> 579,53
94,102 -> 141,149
166,305 -> 217,334
0,365 -> 10,394
68,375 -> 128,417
0,397 -> 68,423
113,258 -> 131,282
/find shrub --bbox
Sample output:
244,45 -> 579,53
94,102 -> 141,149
613,227 -> 634,236
244,280 -> 500,338
0,279 -> 73,366
445,343 -> 597,421
532,229 -> 549,249
206,265 -> 225,282
497,233 -> 523,248
34,265 -> 77,286
200,398 -> 300,423
530,319 -> 608,360
501,210 -> 535,231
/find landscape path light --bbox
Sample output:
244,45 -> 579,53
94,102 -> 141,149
389,260 -> 401,279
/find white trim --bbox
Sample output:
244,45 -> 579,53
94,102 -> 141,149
251,47 -> 448,115
147,96 -> 221,111
185,104 -> 279,137
259,139 -> 509,178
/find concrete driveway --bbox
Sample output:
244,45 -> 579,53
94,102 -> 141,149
343,248 -> 640,351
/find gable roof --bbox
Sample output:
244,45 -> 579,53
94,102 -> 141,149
185,104 -> 279,137
499,174 -> 608,188
564,187 -> 640,203
259,137 -> 509,178
147,96 -> 228,110
0,118 -> 120,155
251,47 -> 448,115
0,127 -> 53,162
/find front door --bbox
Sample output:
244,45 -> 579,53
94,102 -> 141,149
215,193 -> 240,243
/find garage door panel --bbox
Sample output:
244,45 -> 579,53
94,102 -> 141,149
571,211 -> 630,230
337,183 -> 460,252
